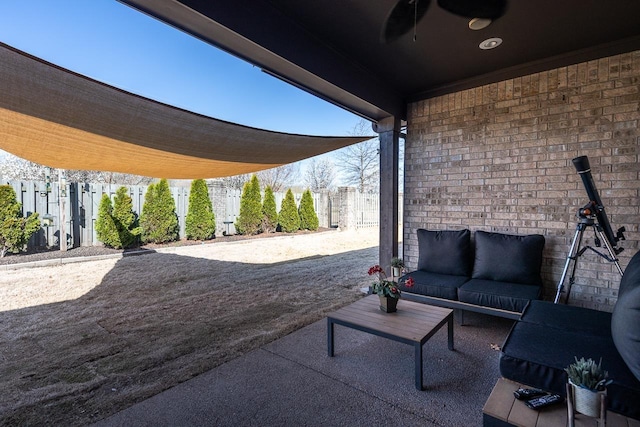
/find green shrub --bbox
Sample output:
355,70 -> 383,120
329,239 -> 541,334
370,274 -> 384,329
113,187 -> 141,248
95,193 -> 119,248
235,175 -> 262,235
186,179 -> 216,240
96,188 -> 142,249
278,189 -> 300,233
140,179 -> 179,243
262,185 -> 278,233
299,189 -> 319,231
0,185 -> 40,257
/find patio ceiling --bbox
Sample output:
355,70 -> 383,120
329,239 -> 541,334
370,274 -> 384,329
119,0 -> 640,122
0,43 -> 369,179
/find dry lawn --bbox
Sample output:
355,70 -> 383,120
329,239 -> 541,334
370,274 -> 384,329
0,228 -> 378,426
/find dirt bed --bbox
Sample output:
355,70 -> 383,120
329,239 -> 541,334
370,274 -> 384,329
0,228 -> 379,426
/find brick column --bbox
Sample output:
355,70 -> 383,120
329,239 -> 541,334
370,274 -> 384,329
338,186 -> 356,230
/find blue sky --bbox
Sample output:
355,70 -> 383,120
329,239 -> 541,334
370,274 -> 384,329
0,0 -> 362,137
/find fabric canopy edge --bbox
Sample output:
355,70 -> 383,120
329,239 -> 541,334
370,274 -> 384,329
0,41 -> 374,178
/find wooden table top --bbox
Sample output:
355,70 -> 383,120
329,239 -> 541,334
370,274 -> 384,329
328,295 -> 453,343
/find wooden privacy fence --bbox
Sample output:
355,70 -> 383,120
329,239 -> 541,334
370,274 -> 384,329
5,180 -> 394,249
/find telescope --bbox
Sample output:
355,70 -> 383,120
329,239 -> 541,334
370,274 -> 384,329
554,155 -> 625,303
572,156 -> 625,253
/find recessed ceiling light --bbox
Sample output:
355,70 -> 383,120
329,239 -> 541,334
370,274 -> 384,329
479,37 -> 502,50
469,18 -> 492,30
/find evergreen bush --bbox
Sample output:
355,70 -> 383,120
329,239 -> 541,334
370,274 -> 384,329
185,179 -> 216,240
95,193 -> 119,248
278,189 -> 300,233
262,185 -> 278,233
235,175 -> 262,235
0,185 -> 40,257
299,189 -> 319,231
95,189 -> 139,249
140,179 -> 179,243
112,186 -> 141,248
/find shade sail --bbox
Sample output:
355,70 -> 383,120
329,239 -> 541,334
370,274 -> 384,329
0,42 -> 371,179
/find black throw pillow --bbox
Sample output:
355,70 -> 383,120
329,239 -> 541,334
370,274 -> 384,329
472,230 -> 544,286
417,229 -> 472,277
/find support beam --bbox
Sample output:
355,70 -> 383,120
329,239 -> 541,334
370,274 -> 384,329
377,116 -> 400,270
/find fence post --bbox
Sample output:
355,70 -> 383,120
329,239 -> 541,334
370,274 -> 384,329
59,171 -> 68,251
337,187 -> 357,230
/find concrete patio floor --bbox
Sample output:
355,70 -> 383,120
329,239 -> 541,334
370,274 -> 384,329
92,309 -> 514,426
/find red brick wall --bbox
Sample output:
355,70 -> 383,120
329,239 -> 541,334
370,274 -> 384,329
404,50 -> 640,311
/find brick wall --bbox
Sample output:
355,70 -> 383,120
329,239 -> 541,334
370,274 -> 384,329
404,50 -> 640,311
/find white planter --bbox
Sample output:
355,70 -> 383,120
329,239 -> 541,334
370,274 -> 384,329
392,266 -> 402,278
570,380 -> 606,418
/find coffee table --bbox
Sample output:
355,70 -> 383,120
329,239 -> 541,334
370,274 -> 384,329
327,294 -> 454,390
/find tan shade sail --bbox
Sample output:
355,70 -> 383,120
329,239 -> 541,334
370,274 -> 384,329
0,42 -> 371,179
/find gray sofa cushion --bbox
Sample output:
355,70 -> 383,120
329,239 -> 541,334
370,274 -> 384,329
417,229 -> 472,277
458,279 -> 541,312
472,231 -> 545,286
612,250 -> 640,382
521,300 -> 611,337
398,270 -> 468,300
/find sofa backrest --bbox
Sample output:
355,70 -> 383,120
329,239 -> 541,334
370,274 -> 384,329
612,250 -> 640,382
417,229 -> 472,277
471,231 -> 545,286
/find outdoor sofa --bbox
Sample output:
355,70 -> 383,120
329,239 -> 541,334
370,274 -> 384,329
398,229 -> 546,320
499,249 -> 640,420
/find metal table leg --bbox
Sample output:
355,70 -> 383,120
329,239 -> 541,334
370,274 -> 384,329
327,318 -> 335,357
448,314 -> 454,351
415,343 -> 423,390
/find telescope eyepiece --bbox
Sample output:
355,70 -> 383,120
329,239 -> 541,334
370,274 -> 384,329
573,156 -> 591,173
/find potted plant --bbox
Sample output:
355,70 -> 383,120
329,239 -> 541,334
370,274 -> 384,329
368,264 -> 414,312
390,257 -> 405,278
565,357 -> 610,418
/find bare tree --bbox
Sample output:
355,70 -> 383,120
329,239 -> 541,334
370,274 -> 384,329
0,155 -> 46,181
304,157 -> 335,191
335,119 -> 379,192
213,162 -> 300,192
216,174 -> 251,190
257,163 -> 300,192
0,153 -> 153,185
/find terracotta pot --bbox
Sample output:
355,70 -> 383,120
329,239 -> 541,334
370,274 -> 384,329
378,295 -> 398,313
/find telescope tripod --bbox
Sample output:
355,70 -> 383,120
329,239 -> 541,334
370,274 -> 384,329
554,214 -> 623,304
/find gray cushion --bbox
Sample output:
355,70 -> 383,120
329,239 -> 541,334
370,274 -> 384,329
398,270 -> 469,300
522,300 -> 611,337
458,279 -> 541,312
612,250 -> 640,382
417,229 -> 472,276
472,231 -> 544,286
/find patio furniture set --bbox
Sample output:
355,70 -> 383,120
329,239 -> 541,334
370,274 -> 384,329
327,229 -> 640,424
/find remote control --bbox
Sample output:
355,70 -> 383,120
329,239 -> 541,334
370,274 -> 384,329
524,394 -> 563,410
513,388 -> 547,400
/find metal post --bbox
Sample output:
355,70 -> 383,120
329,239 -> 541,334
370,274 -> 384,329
554,224 -> 587,304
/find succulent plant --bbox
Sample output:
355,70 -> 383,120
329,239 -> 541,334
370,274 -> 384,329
390,257 -> 405,268
565,357 -> 610,391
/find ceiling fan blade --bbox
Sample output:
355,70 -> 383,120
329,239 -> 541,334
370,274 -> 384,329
381,0 -> 431,43
437,0 -> 507,19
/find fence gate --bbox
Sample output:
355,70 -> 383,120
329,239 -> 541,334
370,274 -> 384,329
328,193 -> 339,228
